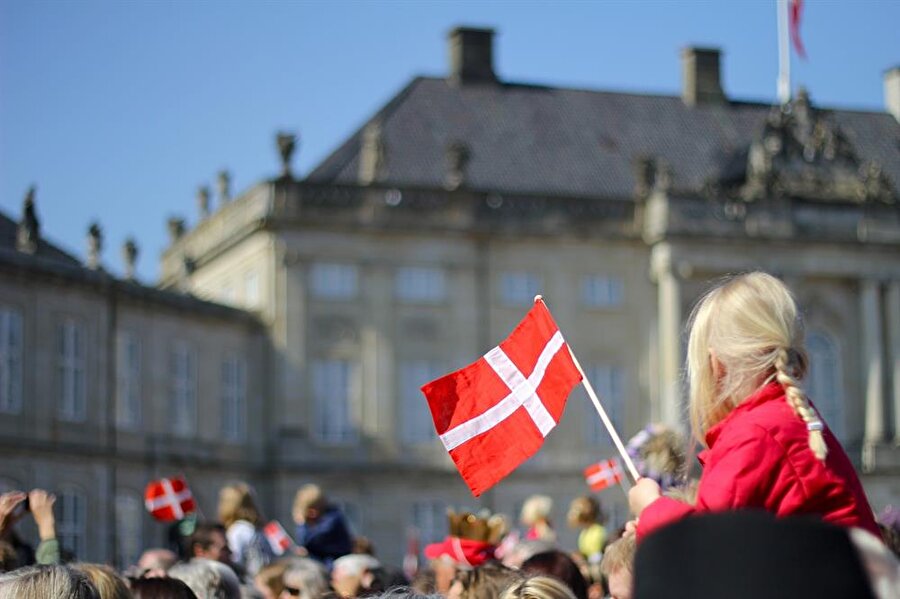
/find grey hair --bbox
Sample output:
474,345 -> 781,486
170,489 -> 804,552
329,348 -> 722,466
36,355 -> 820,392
170,558 -> 241,599
282,558 -> 329,599
332,554 -> 381,579
0,564 -> 99,599
368,587 -> 443,599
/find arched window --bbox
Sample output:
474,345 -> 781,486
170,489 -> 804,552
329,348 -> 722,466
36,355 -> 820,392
115,491 -> 143,568
58,487 -> 87,560
805,330 -> 845,442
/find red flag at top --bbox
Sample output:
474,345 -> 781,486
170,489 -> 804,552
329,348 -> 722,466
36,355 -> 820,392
421,298 -> 582,497
144,477 -> 196,522
789,0 -> 806,59
263,521 -> 293,555
584,459 -> 624,493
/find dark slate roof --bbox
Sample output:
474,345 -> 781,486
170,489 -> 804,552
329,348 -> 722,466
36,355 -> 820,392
307,77 -> 900,199
0,211 -> 82,266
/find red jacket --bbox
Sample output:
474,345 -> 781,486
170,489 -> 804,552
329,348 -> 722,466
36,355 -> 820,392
637,382 -> 880,540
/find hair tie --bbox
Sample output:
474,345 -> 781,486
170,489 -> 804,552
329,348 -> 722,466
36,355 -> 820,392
807,421 -> 824,432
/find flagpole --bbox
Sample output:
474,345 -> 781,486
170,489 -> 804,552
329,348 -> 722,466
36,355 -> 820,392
777,0 -> 791,104
535,296 -> 641,483
569,349 -> 641,483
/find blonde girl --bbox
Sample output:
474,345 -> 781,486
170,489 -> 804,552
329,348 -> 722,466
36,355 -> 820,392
628,272 -> 880,539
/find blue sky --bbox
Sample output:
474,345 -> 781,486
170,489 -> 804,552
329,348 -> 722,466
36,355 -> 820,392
1,0 -> 898,281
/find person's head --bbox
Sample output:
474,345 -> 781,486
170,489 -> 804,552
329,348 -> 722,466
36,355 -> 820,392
520,496 -> 553,527
330,554 -> 380,598
128,576 -> 198,599
137,548 -> 178,575
520,551 -> 588,599
500,540 -> 556,570
686,272 -> 826,459
0,564 -> 99,599
0,541 -> 17,573
499,575 -> 576,599
190,523 -> 232,564
255,561 -> 288,599
447,563 -> 522,599
566,497 -> 602,530
169,558 -> 241,599
217,482 -> 262,528
71,564 -> 130,599
600,536 -> 635,599
280,558 -> 329,599
292,485 -> 328,525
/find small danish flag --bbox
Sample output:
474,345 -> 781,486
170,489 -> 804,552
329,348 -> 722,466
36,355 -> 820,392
263,521 -> 293,555
422,297 -> 582,496
584,459 -> 624,493
144,476 -> 196,522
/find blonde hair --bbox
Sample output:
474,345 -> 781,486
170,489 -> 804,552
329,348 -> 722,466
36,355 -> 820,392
686,272 -> 826,460
599,535 -> 636,578
520,495 -> 553,526
500,575 -> 576,599
292,484 -> 328,523
71,564 -> 130,599
217,482 -> 262,527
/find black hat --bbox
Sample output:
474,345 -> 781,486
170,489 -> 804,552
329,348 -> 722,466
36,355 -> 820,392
634,510 -> 875,599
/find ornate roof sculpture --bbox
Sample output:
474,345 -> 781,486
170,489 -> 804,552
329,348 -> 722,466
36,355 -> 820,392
711,89 -> 897,205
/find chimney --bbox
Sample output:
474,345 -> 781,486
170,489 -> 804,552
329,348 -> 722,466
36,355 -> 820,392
681,47 -> 726,106
448,27 -> 497,85
444,141 -> 471,190
885,66 -> 900,122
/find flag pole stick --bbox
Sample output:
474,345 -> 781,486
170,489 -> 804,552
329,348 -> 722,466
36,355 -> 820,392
535,296 -> 641,483
570,349 -> 641,483
777,0 -> 791,104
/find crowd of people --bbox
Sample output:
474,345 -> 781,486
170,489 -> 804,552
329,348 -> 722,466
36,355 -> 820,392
3,272 -> 900,598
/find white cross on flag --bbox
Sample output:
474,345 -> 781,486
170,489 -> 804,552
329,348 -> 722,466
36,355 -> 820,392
421,298 -> 581,496
144,476 -> 196,522
263,521 -> 293,555
584,459 -> 624,493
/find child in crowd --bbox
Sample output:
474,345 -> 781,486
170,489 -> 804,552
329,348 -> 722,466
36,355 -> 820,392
628,272 -> 880,539
599,535 -> 635,599
520,496 -> 555,543
566,497 -> 605,567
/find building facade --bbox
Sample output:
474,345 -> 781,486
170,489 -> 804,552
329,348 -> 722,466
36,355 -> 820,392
3,27 -> 900,565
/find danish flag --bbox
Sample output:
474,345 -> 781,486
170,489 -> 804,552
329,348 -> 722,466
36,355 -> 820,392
422,298 -> 582,496
263,521 -> 293,555
144,477 -> 196,522
584,459 -> 624,493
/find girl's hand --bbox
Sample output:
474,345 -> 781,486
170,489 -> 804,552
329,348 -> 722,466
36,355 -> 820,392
628,478 -> 662,517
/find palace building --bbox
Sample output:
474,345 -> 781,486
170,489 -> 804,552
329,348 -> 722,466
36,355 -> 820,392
2,27 -> 899,565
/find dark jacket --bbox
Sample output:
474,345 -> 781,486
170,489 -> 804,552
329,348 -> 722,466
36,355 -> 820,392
295,506 -> 352,567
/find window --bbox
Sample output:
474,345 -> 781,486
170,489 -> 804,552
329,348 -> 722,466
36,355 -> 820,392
244,271 -> 260,308
806,330 -> 845,442
115,492 -> 143,568
584,364 -> 625,444
220,284 -> 236,305
396,267 -> 446,303
170,343 -> 196,436
0,308 -> 23,414
400,360 -> 444,445
500,272 -> 542,306
581,275 -> 624,308
221,356 -> 246,441
310,263 -> 358,300
311,359 -> 358,444
58,488 -> 87,559
116,331 -> 141,429
411,500 -> 446,550
58,319 -> 86,421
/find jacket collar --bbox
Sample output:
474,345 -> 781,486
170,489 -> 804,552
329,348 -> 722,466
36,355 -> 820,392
703,381 -> 784,449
